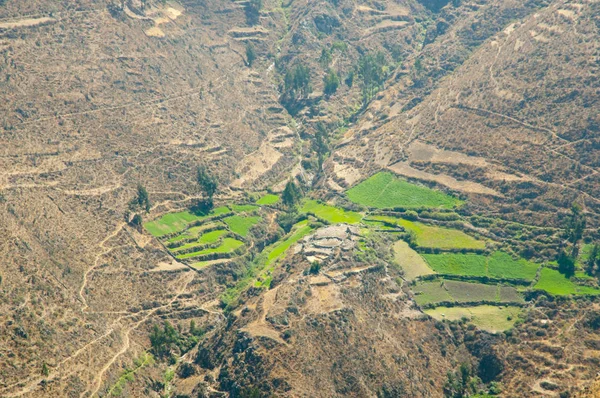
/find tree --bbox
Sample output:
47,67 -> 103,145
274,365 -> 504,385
131,214 -> 143,230
281,64 -> 312,114
197,165 -> 218,209
282,180 -> 301,208
133,184 -> 150,212
245,0 -> 262,25
565,203 -> 586,249
323,69 -> 339,96
557,250 -> 576,278
358,52 -> 388,104
319,47 -> 332,68
313,122 -> 329,171
150,321 -> 180,359
41,363 -> 49,377
246,42 -> 256,67
586,244 -> 600,276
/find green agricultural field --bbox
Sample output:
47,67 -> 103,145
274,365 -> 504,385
534,268 -> 600,296
144,206 -> 230,237
301,200 -> 362,224
171,229 -> 228,252
230,204 -> 259,213
368,216 -> 485,250
423,252 -> 539,281
175,238 -> 244,260
487,251 -> 539,281
166,222 -> 223,243
393,240 -> 435,280
256,194 -> 280,205
422,253 -> 488,277
412,281 -> 453,306
224,215 -> 261,237
425,305 -> 521,333
347,172 -> 462,209
266,220 -> 313,266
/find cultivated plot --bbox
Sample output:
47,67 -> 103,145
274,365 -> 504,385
347,172 -> 462,209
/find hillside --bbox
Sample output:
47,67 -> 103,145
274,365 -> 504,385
0,0 -> 599,397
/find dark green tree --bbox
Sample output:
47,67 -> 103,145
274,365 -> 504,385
314,122 -> 329,171
323,69 -> 340,96
41,363 -> 49,376
319,47 -> 332,68
565,203 -> 586,249
281,64 -> 312,114
135,184 -> 151,212
245,0 -> 262,25
557,250 -> 576,278
246,42 -> 256,67
586,244 -> 600,276
197,165 -> 218,209
281,180 -> 301,208
150,321 -> 180,359
358,52 -> 388,104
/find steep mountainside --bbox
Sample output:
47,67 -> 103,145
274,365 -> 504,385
0,0 -> 599,397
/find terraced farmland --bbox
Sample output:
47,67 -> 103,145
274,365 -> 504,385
224,215 -> 261,237
425,305 -> 522,333
422,252 -> 539,281
144,206 -> 231,237
301,200 -> 363,224
369,216 -> 485,250
413,280 -> 524,307
535,268 -> 600,296
347,172 -> 462,209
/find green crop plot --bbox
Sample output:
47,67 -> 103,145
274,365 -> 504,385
535,268 -> 600,296
413,281 -> 453,306
175,238 -> 244,260
256,194 -> 280,205
166,222 -> 223,243
423,252 -> 539,281
422,253 -> 488,277
171,229 -> 228,252
144,206 -> 230,237
266,220 -> 313,265
347,172 -> 462,209
486,251 -> 539,281
301,200 -> 362,224
230,204 -> 259,213
425,305 -> 521,333
224,215 -> 261,237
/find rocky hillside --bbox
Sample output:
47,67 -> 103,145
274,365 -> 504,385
0,0 -> 598,397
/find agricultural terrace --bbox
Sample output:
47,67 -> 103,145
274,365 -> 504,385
535,268 -> 600,296
256,193 -> 280,205
369,215 -> 485,250
144,206 -> 230,237
412,280 -> 524,307
425,306 -> 521,333
347,172 -> 462,209
301,200 -> 362,224
224,215 -> 261,237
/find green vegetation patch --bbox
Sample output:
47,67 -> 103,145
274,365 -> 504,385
256,194 -> 280,205
166,222 -> 223,243
301,200 -> 362,224
487,251 -> 539,281
347,172 -> 462,209
425,305 -> 521,333
224,215 -> 261,237
422,253 -> 487,277
175,238 -> 244,260
231,204 -> 259,212
535,268 -> 600,296
368,216 -> 485,250
393,240 -> 435,280
107,352 -> 154,396
265,220 -> 313,266
144,206 -> 230,237
413,281 -> 453,306
423,252 -> 539,281
171,229 -> 228,252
